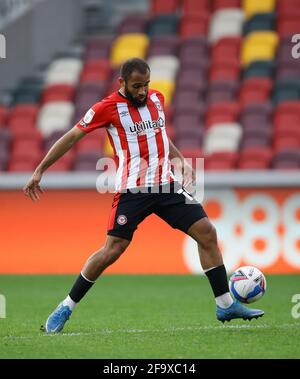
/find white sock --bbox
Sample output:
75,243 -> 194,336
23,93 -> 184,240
215,292 -> 234,309
62,295 -> 77,311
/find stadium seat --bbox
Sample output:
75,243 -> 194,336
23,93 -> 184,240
211,37 -> 241,62
205,151 -> 238,170
117,14 -> 149,34
206,102 -> 240,127
147,55 -> 180,81
243,60 -> 275,78
147,36 -> 179,57
151,0 -> 179,14
241,31 -> 278,66
0,105 -> 7,125
212,0 -> 241,12
241,127 -> 272,148
206,80 -> 238,103
110,33 -> 149,68
176,69 -> 207,93
42,85 -> 76,104
80,59 -> 111,83
209,9 -> 244,43
182,0 -> 210,17
273,135 -> 300,151
37,102 -> 74,137
243,12 -> 276,35
239,78 -> 273,106
84,37 -> 113,60
209,61 -> 240,81
238,147 -> 272,169
243,0 -> 276,20
149,80 -> 175,105
240,102 -> 273,128
147,14 -> 179,37
277,19 -> 300,37
203,122 -> 242,153
272,148 -> 300,169
180,14 -> 209,38
272,80 -> 300,104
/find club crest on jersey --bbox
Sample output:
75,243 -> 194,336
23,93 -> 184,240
117,215 -> 127,225
154,101 -> 162,111
130,117 -> 165,135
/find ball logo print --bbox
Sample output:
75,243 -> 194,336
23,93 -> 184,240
0,34 -> 6,59
0,294 -> 6,318
229,266 -> 266,304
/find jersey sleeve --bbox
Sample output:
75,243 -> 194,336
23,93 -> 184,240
76,100 -> 111,133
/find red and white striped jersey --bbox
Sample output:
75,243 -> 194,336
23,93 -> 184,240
76,89 -> 175,191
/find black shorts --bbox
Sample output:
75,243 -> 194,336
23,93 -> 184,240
107,182 -> 207,241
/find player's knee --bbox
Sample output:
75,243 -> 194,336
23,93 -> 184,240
103,237 -> 129,262
191,219 -> 218,250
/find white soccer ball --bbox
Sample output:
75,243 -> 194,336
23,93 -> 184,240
229,266 -> 267,303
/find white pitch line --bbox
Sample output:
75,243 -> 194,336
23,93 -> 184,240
1,323 -> 300,340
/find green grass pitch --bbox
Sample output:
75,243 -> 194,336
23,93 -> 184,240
0,274 -> 299,358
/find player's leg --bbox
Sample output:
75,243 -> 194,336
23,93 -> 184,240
45,189 -> 154,333
44,235 -> 130,333
155,185 -> 264,322
187,217 -> 264,322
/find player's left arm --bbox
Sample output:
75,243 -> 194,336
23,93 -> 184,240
168,138 -> 195,189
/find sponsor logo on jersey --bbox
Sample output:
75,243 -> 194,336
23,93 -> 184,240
83,108 -> 95,124
117,215 -> 127,225
129,117 -> 164,135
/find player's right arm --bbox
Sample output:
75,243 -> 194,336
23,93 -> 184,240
23,126 -> 85,201
23,100 -> 111,201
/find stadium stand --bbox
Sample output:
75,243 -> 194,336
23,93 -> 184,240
1,0 -> 300,172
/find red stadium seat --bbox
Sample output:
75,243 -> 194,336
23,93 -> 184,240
0,105 -> 8,125
238,147 -> 272,169
179,15 -> 209,38
80,59 -> 111,83
239,78 -> 273,107
11,128 -> 43,142
209,62 -> 240,81
211,37 -> 241,63
182,0 -> 210,17
212,0 -> 241,12
8,117 -> 36,131
151,0 -> 179,14
42,84 -> 76,103
9,104 -> 39,123
277,19 -> 300,37
205,151 -> 238,170
273,135 -> 300,151
206,101 -> 240,127
8,160 -> 38,172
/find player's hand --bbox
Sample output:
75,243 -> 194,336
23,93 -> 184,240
23,170 -> 44,202
182,161 -> 196,192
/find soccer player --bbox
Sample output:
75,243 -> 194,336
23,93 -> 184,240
23,58 -> 264,333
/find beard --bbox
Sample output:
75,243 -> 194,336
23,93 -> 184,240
125,86 -> 148,108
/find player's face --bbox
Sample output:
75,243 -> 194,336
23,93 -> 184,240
123,70 -> 150,107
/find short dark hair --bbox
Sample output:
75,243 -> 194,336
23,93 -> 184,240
120,58 -> 150,81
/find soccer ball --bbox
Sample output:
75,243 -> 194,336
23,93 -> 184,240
229,266 -> 266,303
